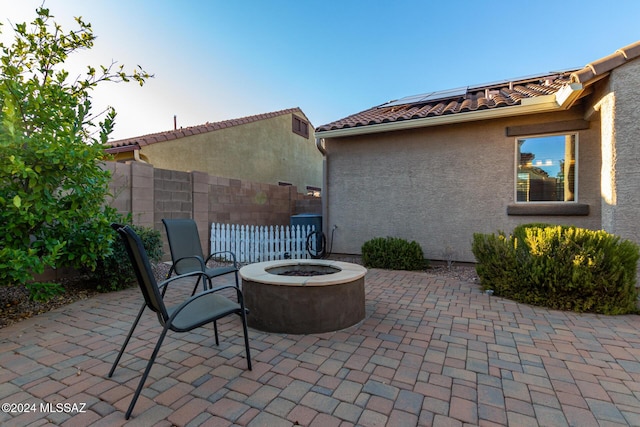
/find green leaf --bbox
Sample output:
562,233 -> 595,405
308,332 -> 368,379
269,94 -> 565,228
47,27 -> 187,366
0,4 -> 151,286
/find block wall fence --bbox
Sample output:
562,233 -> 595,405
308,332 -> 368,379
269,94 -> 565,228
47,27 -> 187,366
104,161 -> 321,261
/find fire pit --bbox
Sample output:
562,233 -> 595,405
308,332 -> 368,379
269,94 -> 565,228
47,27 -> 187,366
239,260 -> 367,334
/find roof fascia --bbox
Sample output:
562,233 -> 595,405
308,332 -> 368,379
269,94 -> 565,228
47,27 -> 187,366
317,89 -> 584,139
105,145 -> 138,154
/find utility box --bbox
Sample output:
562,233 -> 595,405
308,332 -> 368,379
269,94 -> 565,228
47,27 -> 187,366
291,214 -> 323,254
290,213 -> 322,233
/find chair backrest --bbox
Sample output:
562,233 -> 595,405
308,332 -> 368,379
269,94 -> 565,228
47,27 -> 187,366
162,219 -> 206,275
113,224 -> 169,321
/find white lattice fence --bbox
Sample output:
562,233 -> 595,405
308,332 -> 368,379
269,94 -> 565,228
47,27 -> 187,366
210,223 -> 316,263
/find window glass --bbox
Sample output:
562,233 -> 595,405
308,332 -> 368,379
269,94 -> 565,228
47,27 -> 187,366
516,134 -> 576,202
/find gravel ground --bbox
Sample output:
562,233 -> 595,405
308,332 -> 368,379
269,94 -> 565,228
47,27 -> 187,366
425,263 -> 480,283
0,263 -> 169,329
0,260 -> 478,329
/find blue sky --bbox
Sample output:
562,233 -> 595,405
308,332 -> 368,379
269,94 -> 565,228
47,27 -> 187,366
2,1 -> 640,140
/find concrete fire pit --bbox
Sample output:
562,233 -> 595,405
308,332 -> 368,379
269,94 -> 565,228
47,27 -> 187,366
239,260 -> 367,334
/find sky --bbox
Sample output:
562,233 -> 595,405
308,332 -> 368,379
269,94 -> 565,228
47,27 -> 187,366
2,0 -> 640,141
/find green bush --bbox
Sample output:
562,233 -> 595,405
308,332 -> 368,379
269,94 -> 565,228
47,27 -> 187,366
362,237 -> 428,270
471,232 -> 520,296
25,282 -> 65,302
0,7 -> 150,287
472,224 -> 639,314
86,224 -> 163,292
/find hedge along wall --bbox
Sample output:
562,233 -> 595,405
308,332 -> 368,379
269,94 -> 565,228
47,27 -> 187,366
103,161 -> 320,262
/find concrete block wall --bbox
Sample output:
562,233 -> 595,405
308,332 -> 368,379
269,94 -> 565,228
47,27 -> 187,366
131,162 -> 155,227
153,168 -> 193,221
294,198 -> 322,215
104,161 -> 131,216
107,161 -> 320,261
207,178 -> 294,226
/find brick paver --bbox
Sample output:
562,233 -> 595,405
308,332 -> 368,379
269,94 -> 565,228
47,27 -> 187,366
1,268 -> 639,426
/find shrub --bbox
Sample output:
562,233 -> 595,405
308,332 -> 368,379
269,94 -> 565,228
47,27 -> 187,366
0,7 -> 150,287
362,237 -> 428,270
86,224 -> 163,292
471,232 -> 520,296
472,224 -> 639,314
25,282 -> 65,302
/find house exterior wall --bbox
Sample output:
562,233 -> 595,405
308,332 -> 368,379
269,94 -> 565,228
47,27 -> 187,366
137,112 -> 323,192
598,60 -> 640,244
323,109 -> 602,262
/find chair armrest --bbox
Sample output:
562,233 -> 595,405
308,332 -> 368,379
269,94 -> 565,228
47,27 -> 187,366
157,271 -> 209,291
173,255 -> 207,272
205,251 -> 238,268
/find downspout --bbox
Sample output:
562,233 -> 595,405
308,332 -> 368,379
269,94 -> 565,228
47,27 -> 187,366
133,149 -> 147,163
315,138 -> 329,238
315,137 -> 327,156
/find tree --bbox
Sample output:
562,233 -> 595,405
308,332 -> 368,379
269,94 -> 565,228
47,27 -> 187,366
0,7 -> 151,285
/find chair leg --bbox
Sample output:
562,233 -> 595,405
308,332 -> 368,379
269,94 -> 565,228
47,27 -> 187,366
162,266 -> 175,298
109,302 -> 146,377
206,276 -> 219,343
125,324 -> 170,419
213,321 -> 219,346
165,266 -> 175,280
240,309 -> 252,371
191,276 -> 202,296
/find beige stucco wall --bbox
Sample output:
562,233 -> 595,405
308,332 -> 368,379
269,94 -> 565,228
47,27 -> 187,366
139,112 -> 323,192
324,109 -> 602,262
598,60 -> 640,244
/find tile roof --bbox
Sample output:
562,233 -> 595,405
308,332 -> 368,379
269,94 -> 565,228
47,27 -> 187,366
316,40 -> 640,134
106,107 -> 307,152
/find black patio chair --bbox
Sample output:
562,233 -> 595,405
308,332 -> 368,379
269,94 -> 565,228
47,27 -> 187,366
108,223 -> 251,419
162,218 -> 239,296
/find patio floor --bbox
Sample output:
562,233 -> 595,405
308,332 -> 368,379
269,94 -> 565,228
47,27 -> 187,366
1,268 -> 639,426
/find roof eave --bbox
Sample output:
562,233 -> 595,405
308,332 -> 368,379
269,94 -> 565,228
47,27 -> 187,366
317,90 -> 584,139
105,144 -> 138,154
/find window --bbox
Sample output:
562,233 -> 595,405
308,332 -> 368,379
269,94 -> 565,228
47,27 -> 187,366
292,115 -> 310,138
516,134 -> 576,202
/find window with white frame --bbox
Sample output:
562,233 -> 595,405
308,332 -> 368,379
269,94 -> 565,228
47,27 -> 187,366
516,134 -> 576,202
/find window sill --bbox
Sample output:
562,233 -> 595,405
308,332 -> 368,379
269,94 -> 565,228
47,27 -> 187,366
507,203 -> 589,216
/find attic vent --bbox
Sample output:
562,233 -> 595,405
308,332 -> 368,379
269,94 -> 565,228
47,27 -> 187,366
292,115 -> 310,139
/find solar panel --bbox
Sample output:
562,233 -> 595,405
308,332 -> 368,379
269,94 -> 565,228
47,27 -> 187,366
380,86 -> 467,108
422,87 -> 467,102
379,69 -> 580,109
466,69 -> 579,91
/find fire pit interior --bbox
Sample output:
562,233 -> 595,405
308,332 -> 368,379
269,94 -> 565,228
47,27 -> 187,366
240,260 -> 367,334
267,264 -> 341,276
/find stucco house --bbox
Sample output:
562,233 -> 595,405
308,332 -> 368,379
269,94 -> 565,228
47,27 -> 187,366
315,41 -> 640,263
106,108 -> 322,193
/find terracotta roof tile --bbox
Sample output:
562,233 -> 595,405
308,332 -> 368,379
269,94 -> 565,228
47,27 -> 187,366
317,40 -> 640,133
316,73 -> 576,132
106,107 -> 307,151
618,41 -> 640,59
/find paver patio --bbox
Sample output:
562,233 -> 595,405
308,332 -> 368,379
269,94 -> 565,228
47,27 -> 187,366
1,268 -> 639,426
